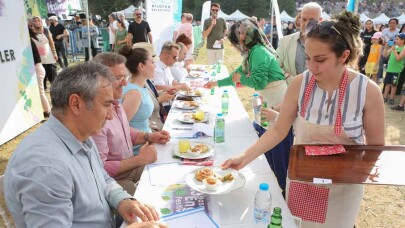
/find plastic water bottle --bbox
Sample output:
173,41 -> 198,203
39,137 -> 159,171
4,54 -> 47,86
216,60 -> 222,73
252,93 -> 262,124
214,113 -> 225,143
254,183 -> 272,225
210,72 -> 216,95
222,90 -> 229,115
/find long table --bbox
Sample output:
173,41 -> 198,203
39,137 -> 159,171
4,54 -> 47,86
133,65 -> 297,227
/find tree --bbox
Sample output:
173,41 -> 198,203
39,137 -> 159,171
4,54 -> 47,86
88,0 -> 142,19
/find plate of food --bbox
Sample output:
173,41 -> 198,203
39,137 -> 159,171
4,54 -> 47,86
179,89 -> 203,97
173,141 -> 215,159
187,72 -> 204,78
190,65 -> 209,72
176,112 -> 209,124
186,167 -> 246,194
174,101 -> 200,110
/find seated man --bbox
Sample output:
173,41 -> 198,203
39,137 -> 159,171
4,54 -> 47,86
154,41 -> 190,112
92,53 -> 170,195
4,62 -> 165,227
170,42 -> 189,82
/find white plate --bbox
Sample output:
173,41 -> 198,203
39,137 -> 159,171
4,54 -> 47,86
186,167 -> 246,194
174,101 -> 200,110
179,90 -> 203,97
176,113 -> 209,124
173,141 -> 214,159
187,72 -> 204,78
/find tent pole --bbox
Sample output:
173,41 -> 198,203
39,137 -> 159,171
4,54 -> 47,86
82,0 -> 91,60
269,0 -> 274,42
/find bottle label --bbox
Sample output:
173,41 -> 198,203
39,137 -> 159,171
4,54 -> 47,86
254,207 -> 271,224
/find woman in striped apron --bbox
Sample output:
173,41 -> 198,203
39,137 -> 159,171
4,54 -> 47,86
222,11 -> 385,227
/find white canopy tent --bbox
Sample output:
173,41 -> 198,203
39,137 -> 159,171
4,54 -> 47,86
280,10 -> 294,22
372,13 -> 390,24
397,13 -> 405,24
218,9 -> 229,20
114,5 -> 140,19
360,13 -> 371,23
321,11 -> 331,20
227,9 -> 249,21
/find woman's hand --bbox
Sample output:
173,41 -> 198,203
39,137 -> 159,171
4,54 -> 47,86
261,108 -> 279,122
221,153 -> 248,170
203,81 -> 218,89
231,72 -> 241,84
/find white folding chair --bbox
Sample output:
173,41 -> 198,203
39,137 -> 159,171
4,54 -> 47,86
0,175 -> 13,228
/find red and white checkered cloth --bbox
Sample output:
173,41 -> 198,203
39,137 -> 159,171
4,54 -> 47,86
288,181 -> 330,224
300,69 -> 348,136
182,157 -> 214,166
305,145 -> 346,156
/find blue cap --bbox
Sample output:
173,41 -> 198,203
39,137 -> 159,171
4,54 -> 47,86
259,183 -> 269,191
398,33 -> 405,40
217,113 -> 223,117
253,93 -> 259,97
224,90 -> 228,93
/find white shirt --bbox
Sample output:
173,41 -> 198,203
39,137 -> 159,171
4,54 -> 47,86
170,61 -> 188,82
153,60 -> 175,106
108,21 -> 118,44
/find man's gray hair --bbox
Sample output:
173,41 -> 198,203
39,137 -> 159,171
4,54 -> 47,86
302,2 -> 322,14
93,52 -> 126,67
160,41 -> 179,53
51,62 -> 114,113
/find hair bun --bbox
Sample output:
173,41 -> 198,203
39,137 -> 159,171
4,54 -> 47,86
334,11 -> 361,36
118,45 -> 132,57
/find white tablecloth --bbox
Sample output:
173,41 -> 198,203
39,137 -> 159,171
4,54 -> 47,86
132,65 -> 297,227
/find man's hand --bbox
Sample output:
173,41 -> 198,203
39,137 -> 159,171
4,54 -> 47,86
149,131 -> 170,144
219,38 -> 225,44
158,92 -> 175,103
211,19 -> 217,27
117,199 -> 159,224
137,142 -> 157,166
56,34 -> 64,40
203,81 -> 218,89
175,83 -> 190,91
127,221 -> 168,228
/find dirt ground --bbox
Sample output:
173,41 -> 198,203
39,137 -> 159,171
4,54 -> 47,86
0,40 -> 404,227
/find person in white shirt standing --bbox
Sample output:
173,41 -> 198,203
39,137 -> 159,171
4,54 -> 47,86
153,41 -> 189,112
107,13 -> 118,51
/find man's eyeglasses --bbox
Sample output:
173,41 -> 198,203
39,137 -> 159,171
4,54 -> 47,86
116,74 -> 129,82
165,52 -> 178,60
135,13 -> 142,16
211,9 -> 219,12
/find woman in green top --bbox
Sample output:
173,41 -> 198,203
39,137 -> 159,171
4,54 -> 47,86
114,19 -> 129,53
204,19 -> 287,106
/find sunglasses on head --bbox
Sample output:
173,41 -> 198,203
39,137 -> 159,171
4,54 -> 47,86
306,20 -> 348,46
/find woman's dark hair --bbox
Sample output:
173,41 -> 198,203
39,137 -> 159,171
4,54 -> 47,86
116,18 -> 126,30
119,46 -> 149,75
228,23 -> 239,47
388,18 -> 399,25
175,34 -> 192,46
379,24 -> 387,32
306,11 -> 363,68
28,26 -> 38,40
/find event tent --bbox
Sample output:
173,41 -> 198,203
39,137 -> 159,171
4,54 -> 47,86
321,11 -> 331,20
360,13 -> 371,23
280,10 -> 294,22
218,9 -> 229,20
398,13 -> 405,24
114,5 -> 140,19
227,9 -> 249,21
372,13 -> 390,24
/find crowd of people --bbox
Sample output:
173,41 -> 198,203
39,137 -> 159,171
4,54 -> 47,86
3,1 -> 404,228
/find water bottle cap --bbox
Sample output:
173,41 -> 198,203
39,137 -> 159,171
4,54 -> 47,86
253,93 -> 259,97
224,90 -> 228,93
259,183 -> 269,191
217,113 -> 223,117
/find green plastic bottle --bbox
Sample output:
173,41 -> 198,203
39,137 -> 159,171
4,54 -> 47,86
268,207 -> 282,228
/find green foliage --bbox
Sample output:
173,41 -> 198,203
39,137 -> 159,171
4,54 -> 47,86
88,0 -> 141,20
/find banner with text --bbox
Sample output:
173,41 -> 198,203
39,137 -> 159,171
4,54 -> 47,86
46,0 -> 81,17
146,0 -> 174,54
0,0 -> 43,145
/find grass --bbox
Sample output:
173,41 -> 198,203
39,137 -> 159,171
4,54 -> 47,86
0,40 -> 404,227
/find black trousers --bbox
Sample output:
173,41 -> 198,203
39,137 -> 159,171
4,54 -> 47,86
54,41 -> 68,68
85,42 -> 98,61
42,64 -> 55,90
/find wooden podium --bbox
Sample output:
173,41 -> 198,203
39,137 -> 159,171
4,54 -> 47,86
288,145 -> 405,185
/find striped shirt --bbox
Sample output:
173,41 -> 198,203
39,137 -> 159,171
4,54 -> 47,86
297,71 -> 368,144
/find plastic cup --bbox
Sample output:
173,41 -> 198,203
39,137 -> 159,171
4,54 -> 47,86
179,139 -> 191,153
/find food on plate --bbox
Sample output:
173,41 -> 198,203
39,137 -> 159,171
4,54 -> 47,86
220,173 -> 234,182
191,144 -> 209,153
189,73 -> 203,78
203,177 -> 222,190
184,101 -> 199,107
195,168 -> 215,182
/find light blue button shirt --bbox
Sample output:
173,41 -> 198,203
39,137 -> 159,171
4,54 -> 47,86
4,116 -> 132,228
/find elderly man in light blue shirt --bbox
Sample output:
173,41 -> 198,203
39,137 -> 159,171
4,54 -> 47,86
4,62 -> 166,228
